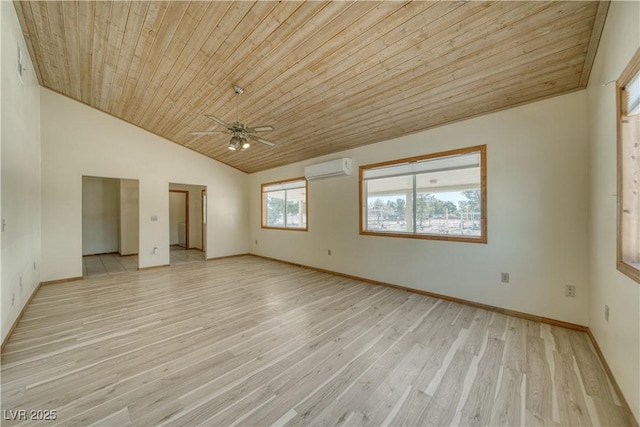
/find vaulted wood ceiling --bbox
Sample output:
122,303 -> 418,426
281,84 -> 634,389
14,1 -> 608,173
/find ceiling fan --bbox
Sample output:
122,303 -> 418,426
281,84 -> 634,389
190,85 -> 276,151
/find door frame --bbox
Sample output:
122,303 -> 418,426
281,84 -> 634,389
201,189 -> 206,252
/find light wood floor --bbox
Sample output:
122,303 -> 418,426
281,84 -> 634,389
169,246 -> 206,265
83,248 -> 205,278
1,256 -> 634,426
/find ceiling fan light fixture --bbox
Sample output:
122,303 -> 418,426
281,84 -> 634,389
241,138 -> 250,150
228,135 -> 241,151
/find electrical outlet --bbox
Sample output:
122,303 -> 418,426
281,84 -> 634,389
151,215 -> 158,222
565,285 -> 576,297
153,247 -> 158,254
255,240 -> 258,245
33,261 -> 37,270
2,218 -> 5,232
328,249 -> 332,256
501,272 -> 509,283
19,276 -> 22,288
12,293 -> 15,306
605,305 -> 609,321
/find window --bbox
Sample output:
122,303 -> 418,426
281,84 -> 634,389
262,178 -> 308,230
360,145 -> 486,243
617,49 -> 640,283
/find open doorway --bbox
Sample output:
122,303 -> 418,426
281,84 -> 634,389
169,183 -> 207,265
169,190 -> 188,248
82,176 -> 139,278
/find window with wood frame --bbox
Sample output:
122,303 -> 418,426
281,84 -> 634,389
617,49 -> 640,283
360,145 -> 487,243
261,178 -> 308,230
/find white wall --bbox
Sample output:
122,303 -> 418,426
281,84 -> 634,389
82,176 -> 119,255
1,2 -> 41,342
170,183 -> 205,250
40,89 -> 249,281
119,179 -> 139,256
250,91 -> 590,326
586,1 -> 640,421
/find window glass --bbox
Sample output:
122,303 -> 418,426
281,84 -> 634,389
618,56 -> 640,283
361,146 -> 486,243
262,179 -> 307,230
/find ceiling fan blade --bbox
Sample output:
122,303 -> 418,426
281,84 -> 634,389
189,131 -> 228,135
246,125 -> 274,133
248,134 -> 276,147
205,114 -> 232,130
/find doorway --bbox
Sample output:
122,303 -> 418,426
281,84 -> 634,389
169,183 -> 207,265
82,176 -> 139,277
169,190 -> 189,248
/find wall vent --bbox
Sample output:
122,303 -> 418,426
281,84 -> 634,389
304,158 -> 352,180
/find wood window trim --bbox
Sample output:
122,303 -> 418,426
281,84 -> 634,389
359,145 -> 487,244
261,177 -> 308,232
616,48 -> 640,284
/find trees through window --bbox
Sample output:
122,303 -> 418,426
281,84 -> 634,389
360,145 -> 486,243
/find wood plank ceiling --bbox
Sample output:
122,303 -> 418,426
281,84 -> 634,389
14,1 -> 608,173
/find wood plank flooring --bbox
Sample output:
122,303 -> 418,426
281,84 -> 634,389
1,256 -> 634,426
168,247 -> 206,266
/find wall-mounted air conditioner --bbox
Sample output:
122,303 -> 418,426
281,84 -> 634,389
304,158 -> 352,180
